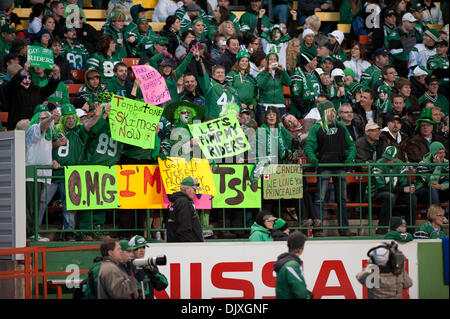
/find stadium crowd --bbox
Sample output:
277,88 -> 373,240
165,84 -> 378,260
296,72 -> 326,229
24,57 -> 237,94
0,0 -> 448,242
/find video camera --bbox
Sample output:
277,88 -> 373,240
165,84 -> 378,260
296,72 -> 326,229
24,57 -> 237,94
132,255 -> 167,269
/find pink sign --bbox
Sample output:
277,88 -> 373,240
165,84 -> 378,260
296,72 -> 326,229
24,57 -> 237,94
162,187 -> 212,210
132,65 -> 172,105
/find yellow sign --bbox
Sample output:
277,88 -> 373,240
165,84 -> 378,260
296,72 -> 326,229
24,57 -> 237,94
158,157 -> 217,195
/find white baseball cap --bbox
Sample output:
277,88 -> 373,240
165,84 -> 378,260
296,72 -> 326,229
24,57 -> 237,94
302,28 -> 315,38
76,108 -> 87,118
331,68 -> 345,79
413,65 -> 429,77
315,68 -> 325,76
329,30 -> 344,45
402,12 -> 417,23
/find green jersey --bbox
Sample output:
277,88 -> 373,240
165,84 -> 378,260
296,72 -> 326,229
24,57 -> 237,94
384,230 -> 413,242
61,40 -> 89,70
175,6 -> 208,32
199,73 -> 240,119
77,84 -> 107,109
239,11 -> 272,34
102,24 -> 128,59
290,66 -> 317,117
53,124 -> 89,176
82,116 -> 122,166
0,36 -> 11,57
105,77 -> 128,97
86,52 -> 124,83
226,70 -> 257,107
418,92 -> 449,116
360,64 -> 383,89
427,54 -> 449,89
126,26 -> 158,58
274,254 -> 310,299
374,99 -> 392,114
34,74 -> 70,106
367,158 -> 408,197
414,221 -> 447,239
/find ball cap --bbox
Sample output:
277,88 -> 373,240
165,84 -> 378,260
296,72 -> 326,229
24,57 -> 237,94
402,12 -> 417,23
181,176 -> 202,190
365,122 -> 380,131
390,216 -> 407,230
372,48 -> 389,59
382,146 -> 399,160
385,113 -> 402,123
128,235 -> 149,250
119,239 -> 132,251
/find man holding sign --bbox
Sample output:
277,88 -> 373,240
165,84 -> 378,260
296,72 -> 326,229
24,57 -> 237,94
5,61 -> 60,130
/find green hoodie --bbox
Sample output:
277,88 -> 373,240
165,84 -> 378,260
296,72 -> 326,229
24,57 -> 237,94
414,221 -> 447,239
249,223 -> 273,242
226,70 -> 257,107
415,142 -> 449,191
384,230 -> 413,242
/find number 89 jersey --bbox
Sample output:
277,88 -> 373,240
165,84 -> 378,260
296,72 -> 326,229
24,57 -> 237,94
83,117 -> 122,166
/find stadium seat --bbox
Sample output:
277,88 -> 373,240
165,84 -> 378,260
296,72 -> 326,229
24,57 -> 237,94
337,24 -> 351,34
70,70 -> 85,82
67,83 -> 83,95
314,12 -> 340,22
1,112 -> 7,131
427,24 -> 444,30
123,58 -> 140,68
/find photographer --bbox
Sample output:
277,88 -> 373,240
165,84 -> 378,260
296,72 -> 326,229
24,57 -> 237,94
128,235 -> 168,299
356,241 -> 413,299
97,239 -> 139,299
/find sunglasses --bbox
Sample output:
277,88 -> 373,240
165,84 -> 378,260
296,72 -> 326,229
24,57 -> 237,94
180,111 -> 191,115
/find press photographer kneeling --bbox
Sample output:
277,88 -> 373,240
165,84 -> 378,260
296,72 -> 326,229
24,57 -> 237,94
126,235 -> 168,299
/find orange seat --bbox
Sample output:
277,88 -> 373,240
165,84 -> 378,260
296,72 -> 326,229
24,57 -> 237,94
123,58 -> 140,68
1,112 -> 8,131
67,84 -> 83,95
70,70 -> 85,82
283,86 -> 291,95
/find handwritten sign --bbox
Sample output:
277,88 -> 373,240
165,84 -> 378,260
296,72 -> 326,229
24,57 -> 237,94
158,157 -> 217,195
189,115 -> 250,160
116,165 -> 164,209
65,166 -> 119,211
263,165 -> 303,199
109,94 -> 163,149
132,65 -> 171,105
27,45 -> 54,70
211,165 -> 261,208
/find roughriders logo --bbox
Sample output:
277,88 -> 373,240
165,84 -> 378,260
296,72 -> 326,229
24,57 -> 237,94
326,127 -> 338,135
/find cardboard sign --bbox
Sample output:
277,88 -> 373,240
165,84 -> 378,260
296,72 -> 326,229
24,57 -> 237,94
27,45 -> 54,70
211,165 -> 261,208
132,65 -> 171,105
189,115 -> 250,160
116,165 -> 165,209
263,164 -> 303,199
158,157 -> 217,195
109,94 -> 163,149
65,166 -> 119,211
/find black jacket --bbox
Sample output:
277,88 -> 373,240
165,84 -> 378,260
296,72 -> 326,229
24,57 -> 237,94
54,54 -> 74,83
76,23 -> 100,54
212,49 -> 236,74
159,27 -> 180,56
166,191 -> 204,242
5,71 -> 59,130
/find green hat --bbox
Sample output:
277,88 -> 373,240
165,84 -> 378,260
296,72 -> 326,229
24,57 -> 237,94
1,23 -> 16,34
382,146 -> 399,160
163,101 -> 204,123
429,141 -> 445,157
424,28 -> 440,42
136,17 -> 148,25
236,50 -> 250,60
416,107 -> 437,130
318,99 -> 334,113
128,235 -> 149,250
119,239 -> 132,251
156,36 -> 169,45
109,10 -> 127,22
269,24 -> 282,34
377,84 -> 392,94
348,82 -> 363,95
390,216 -> 406,230
130,4 -> 147,21
343,68 -> 355,79
34,104 -> 49,114
274,218 -> 288,231
192,17 -> 203,26
181,176 -> 202,190
266,47 -> 279,60
321,55 -> 334,63
61,103 -> 76,116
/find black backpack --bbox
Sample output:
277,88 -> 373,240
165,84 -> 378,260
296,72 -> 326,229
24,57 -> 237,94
73,257 -> 103,299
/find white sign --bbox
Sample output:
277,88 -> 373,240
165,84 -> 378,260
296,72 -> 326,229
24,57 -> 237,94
144,240 -> 419,299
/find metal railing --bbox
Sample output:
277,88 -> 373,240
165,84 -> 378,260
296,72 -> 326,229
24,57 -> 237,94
27,162 -> 449,241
